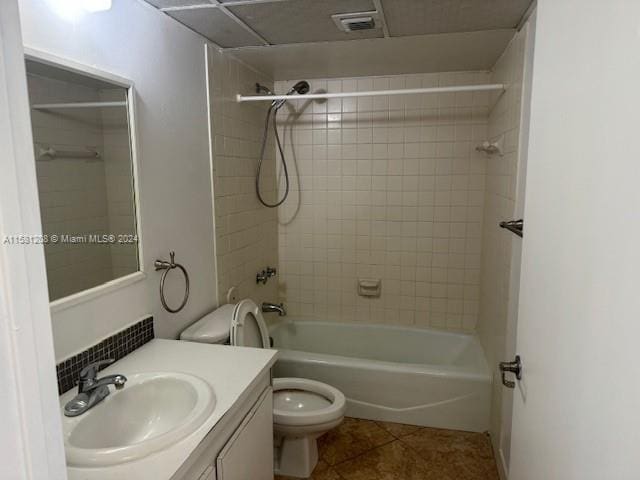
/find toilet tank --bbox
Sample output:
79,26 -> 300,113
180,304 -> 235,344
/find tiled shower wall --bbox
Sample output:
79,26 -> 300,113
208,47 -> 279,307
477,25 -> 529,460
275,72 -> 491,331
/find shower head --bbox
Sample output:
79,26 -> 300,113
293,80 -> 310,95
287,80 -> 310,95
272,80 -> 311,110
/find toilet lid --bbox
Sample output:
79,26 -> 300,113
180,304 -> 234,343
231,299 -> 269,349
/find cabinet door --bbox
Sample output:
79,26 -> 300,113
217,388 -> 273,480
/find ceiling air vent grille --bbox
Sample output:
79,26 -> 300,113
342,16 -> 375,31
332,11 -> 382,33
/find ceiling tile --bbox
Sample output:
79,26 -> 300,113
228,0 -> 383,45
144,0 -> 212,8
380,0 -> 532,36
166,7 -> 263,48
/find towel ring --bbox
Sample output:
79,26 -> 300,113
154,251 -> 190,313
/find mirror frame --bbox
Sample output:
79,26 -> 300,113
24,48 -> 145,313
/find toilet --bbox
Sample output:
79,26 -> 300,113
180,298 -> 346,478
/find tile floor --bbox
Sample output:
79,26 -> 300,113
275,417 -> 499,480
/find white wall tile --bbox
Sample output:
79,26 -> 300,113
209,50 -> 279,312
276,71 -> 490,331
476,27 -> 528,452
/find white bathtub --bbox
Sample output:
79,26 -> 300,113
269,320 -> 492,432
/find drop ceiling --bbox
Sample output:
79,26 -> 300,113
143,0 -> 535,79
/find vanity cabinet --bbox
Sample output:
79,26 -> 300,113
172,373 -> 273,480
216,388 -> 273,479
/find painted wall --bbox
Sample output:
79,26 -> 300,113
207,45 -> 279,310
18,0 -> 217,361
476,23 -> 530,474
275,73 -> 490,331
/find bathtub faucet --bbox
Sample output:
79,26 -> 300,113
262,302 -> 286,316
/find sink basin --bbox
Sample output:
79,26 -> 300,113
62,372 -> 216,467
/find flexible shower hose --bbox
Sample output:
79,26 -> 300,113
256,104 -> 289,208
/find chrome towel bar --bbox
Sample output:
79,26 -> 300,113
500,219 -> 524,238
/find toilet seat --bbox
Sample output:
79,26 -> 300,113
273,378 -> 346,427
231,299 -> 270,349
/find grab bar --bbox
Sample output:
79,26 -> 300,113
499,219 -> 523,238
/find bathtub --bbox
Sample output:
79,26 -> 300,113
269,320 -> 492,433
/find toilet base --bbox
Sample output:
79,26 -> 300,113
274,434 -> 319,478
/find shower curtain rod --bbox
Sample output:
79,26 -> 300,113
236,83 -> 505,103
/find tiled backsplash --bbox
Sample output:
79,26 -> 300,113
56,316 -> 153,394
275,72 -> 491,331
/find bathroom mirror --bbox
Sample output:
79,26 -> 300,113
25,57 -> 141,303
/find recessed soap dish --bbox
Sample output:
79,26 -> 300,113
358,279 -> 381,298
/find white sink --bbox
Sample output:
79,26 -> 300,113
62,372 -> 216,467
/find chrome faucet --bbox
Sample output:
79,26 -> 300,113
262,302 -> 286,316
64,359 -> 127,417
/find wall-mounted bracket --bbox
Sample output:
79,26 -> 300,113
499,219 -> 523,238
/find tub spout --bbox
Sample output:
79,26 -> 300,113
262,302 -> 286,316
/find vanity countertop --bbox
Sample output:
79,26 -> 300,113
61,339 -> 278,480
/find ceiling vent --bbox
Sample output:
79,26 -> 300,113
332,11 -> 382,33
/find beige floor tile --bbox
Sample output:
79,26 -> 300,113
318,417 -> 395,465
399,427 -> 499,480
374,420 -> 424,438
276,418 -> 500,480
275,460 -> 342,480
334,440 -> 449,480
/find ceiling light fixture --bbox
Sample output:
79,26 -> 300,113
45,0 -> 112,21
81,0 -> 112,12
